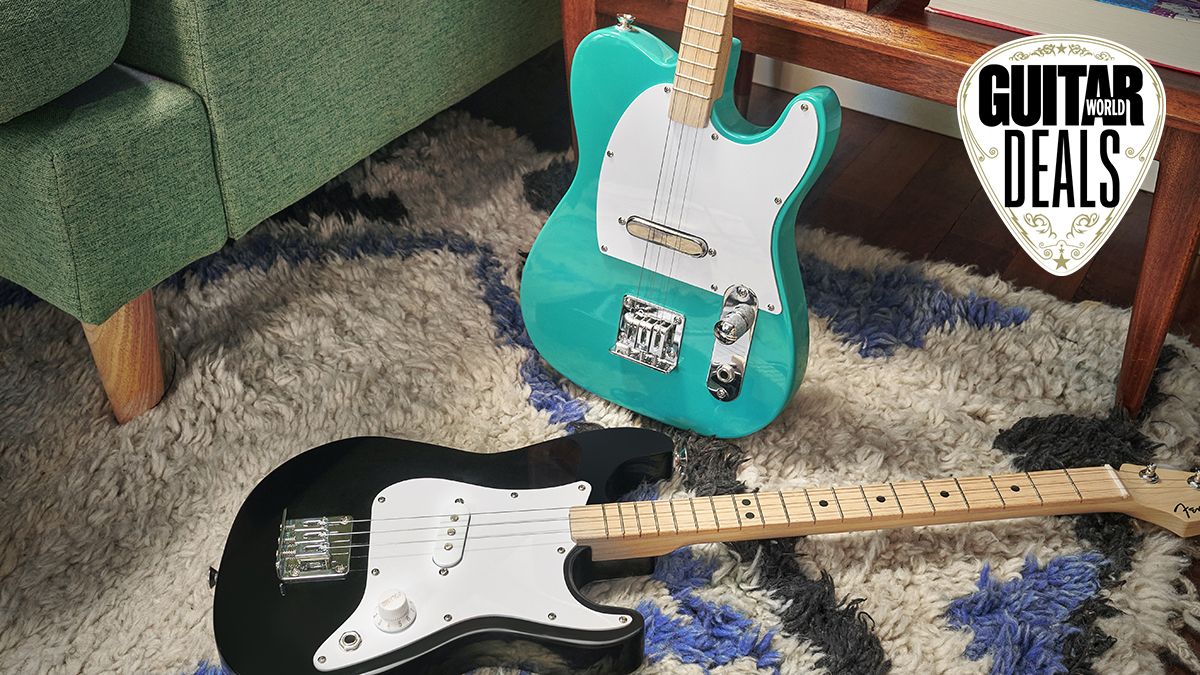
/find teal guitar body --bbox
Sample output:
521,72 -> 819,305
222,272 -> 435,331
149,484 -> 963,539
521,22 -> 840,438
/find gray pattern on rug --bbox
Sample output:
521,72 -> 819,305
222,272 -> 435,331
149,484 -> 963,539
1,109 -> 1199,674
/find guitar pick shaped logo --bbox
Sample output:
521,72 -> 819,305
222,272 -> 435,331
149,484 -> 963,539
958,35 -> 1164,276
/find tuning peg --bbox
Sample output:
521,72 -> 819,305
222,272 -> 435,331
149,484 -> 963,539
1139,464 -> 1160,484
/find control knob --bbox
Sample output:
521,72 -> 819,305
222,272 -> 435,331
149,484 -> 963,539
374,589 -> 416,633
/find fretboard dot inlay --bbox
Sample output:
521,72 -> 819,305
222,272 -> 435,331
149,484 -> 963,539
876,495 -> 886,503
745,512 -> 755,519
741,498 -> 752,506
1010,485 -> 1020,492
940,490 -> 951,498
818,499 -> 829,507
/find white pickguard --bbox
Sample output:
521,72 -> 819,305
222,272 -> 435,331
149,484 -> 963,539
596,85 -> 821,315
314,479 -> 628,671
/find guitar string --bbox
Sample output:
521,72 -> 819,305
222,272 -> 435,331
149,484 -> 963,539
310,481 -> 1130,556
636,116 -> 679,301
295,477 -> 1125,545
659,5 -> 716,310
315,473 -> 1126,529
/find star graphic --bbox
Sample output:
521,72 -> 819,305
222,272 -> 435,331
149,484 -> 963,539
1057,44 -> 1067,54
1054,251 -> 1070,269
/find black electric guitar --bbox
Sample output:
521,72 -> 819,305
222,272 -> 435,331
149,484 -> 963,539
212,428 -> 1200,674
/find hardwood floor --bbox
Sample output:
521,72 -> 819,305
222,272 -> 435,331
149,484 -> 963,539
745,84 -> 1200,342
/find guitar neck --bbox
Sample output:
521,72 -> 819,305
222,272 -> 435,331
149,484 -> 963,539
570,466 -> 1132,561
669,0 -> 736,127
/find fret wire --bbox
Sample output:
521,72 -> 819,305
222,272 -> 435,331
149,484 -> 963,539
689,497 -> 700,532
614,503 -> 626,537
803,489 -> 816,523
633,502 -> 644,536
752,491 -> 766,526
830,488 -> 845,521
691,5 -> 728,16
709,496 -> 721,531
1062,469 -> 1083,500
680,39 -> 719,53
602,505 -> 610,538
675,71 -> 715,85
920,480 -> 937,513
1024,473 -> 1045,505
650,502 -> 661,535
952,477 -> 970,510
988,475 -> 1007,507
889,482 -> 904,516
679,56 -> 717,70
668,499 -> 680,534
684,23 -> 723,36
778,491 -> 792,524
859,485 -> 874,517
672,85 -> 712,100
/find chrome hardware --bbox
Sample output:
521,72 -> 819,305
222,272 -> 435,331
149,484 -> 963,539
621,215 -> 712,258
1139,464 -> 1160,484
277,515 -> 353,582
339,632 -> 361,651
708,285 -> 758,402
611,295 -> 685,373
616,13 -> 636,31
1189,470 -> 1200,490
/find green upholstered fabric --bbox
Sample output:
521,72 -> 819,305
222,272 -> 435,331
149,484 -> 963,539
120,0 -> 561,237
0,66 -> 227,324
0,0 -> 131,123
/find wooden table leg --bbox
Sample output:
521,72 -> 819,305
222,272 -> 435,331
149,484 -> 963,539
562,0 -> 596,85
82,290 -> 166,423
1116,127 -> 1200,417
562,0 -> 596,154
734,50 -> 757,116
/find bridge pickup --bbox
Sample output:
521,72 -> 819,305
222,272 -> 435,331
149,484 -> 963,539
277,514 -> 353,582
622,216 -> 712,258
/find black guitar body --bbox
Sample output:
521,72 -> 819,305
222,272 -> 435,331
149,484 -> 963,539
213,428 -> 674,674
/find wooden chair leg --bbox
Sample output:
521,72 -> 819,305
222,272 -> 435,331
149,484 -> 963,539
1116,127 -> 1200,417
82,290 -> 166,423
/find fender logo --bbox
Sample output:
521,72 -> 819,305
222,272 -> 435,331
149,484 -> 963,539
1174,503 -> 1200,519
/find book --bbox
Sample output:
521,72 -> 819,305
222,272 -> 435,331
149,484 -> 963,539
925,0 -> 1200,74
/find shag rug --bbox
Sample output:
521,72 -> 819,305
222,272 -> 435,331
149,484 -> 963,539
3,69 -> 1200,675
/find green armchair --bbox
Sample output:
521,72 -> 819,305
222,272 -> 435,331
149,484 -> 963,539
0,0 -> 560,421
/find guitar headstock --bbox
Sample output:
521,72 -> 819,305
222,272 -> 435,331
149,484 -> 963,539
1117,464 -> 1200,537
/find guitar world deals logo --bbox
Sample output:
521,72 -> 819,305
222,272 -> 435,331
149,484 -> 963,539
958,35 -> 1165,276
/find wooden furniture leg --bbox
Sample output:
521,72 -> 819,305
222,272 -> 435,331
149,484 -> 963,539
1116,127 -> 1200,417
82,290 -> 166,423
734,50 -> 757,116
562,0 -> 597,153
562,0 -> 597,83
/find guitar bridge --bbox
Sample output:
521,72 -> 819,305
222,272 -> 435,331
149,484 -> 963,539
277,514 -> 353,582
611,295 -> 684,373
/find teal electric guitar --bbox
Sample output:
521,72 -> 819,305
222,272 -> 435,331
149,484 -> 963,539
521,1 -> 841,438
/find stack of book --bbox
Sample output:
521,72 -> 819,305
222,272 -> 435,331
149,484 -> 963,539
925,0 -> 1200,74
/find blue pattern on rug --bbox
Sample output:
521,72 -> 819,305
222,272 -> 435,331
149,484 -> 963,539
799,253 -> 1030,358
946,553 -> 1108,675
639,548 -> 782,672
190,662 -> 228,675
0,224 -> 1030,368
